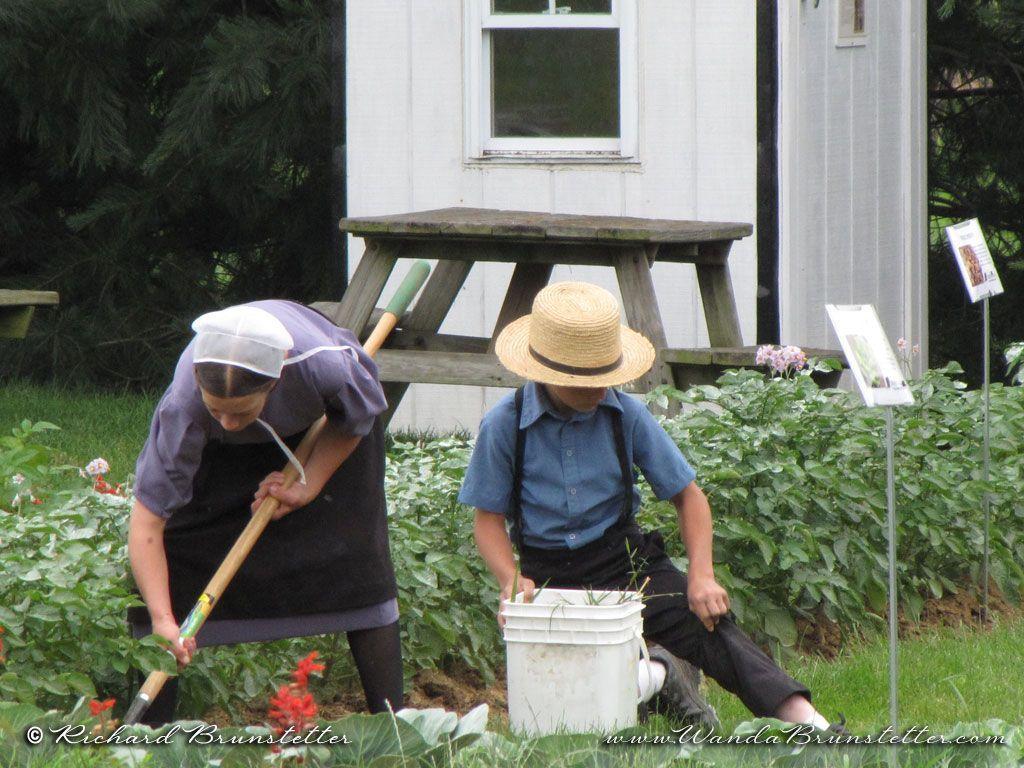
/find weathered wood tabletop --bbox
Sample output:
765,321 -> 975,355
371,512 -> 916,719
327,207 -> 756,422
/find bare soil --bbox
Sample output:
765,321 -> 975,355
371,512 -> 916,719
204,585 -> 1020,726
795,579 -> 1019,659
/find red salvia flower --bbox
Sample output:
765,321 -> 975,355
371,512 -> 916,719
291,651 -> 325,688
89,698 -> 115,716
266,651 -> 323,754
93,476 -> 125,496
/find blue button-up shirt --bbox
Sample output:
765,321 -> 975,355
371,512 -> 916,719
458,382 -> 696,549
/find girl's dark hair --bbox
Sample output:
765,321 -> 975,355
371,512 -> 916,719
194,362 -> 277,398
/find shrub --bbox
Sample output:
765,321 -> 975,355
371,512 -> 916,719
0,422 -> 172,708
649,362 -> 1024,649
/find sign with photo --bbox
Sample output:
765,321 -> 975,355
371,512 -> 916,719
826,304 -> 914,407
944,218 -> 1004,302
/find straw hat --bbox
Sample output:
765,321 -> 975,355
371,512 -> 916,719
495,282 -> 655,387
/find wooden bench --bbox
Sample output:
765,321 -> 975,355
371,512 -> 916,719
0,290 -> 60,339
663,347 -> 847,389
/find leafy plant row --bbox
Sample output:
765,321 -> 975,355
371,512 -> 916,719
649,363 -> 1024,650
1,360 -> 1022,719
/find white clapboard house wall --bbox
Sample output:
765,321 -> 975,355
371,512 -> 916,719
345,0 -> 927,432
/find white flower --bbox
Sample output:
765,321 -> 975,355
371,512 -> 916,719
85,458 -> 110,478
11,474 -> 25,486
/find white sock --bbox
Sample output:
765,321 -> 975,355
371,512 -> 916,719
808,712 -> 830,730
638,659 -> 667,704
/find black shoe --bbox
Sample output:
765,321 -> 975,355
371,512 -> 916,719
646,643 -> 720,730
827,713 -> 852,738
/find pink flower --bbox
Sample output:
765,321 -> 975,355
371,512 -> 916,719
897,337 -> 908,352
912,344 -> 920,356
781,345 -> 807,371
755,345 -> 774,366
770,350 -> 788,373
10,474 -> 25,486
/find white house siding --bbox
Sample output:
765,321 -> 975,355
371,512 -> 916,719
777,0 -> 927,363
347,0 -> 758,432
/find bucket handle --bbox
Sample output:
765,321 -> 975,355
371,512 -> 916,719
637,626 -> 650,707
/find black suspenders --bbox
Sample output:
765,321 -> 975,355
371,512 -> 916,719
509,386 -> 634,551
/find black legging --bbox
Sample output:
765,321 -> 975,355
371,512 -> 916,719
138,621 -> 404,726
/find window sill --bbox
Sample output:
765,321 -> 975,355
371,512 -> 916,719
464,152 -> 642,169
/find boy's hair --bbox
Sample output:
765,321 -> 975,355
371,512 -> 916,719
194,362 -> 276,398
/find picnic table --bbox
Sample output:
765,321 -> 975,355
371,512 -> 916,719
320,207 -> 834,422
0,290 -> 59,339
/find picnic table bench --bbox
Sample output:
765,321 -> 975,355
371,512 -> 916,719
0,290 -> 59,339
318,207 -> 841,421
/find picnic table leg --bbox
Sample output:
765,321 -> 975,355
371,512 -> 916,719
612,247 -> 676,395
380,258 -> 474,426
0,306 -> 35,339
488,260 -> 554,353
694,242 -> 743,347
327,239 -> 402,332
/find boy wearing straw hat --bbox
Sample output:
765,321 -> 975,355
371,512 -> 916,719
460,282 -> 838,730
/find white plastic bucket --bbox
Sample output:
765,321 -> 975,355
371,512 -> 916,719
503,587 -> 643,735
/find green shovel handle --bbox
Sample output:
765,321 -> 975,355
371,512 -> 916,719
385,260 -> 431,318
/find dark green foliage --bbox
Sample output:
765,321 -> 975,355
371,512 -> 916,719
929,1 -> 1024,384
651,366 -> 1024,650
0,0 -> 338,388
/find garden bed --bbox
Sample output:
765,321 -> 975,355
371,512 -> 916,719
1,358 -> 1022,737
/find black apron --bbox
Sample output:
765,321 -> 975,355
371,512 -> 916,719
129,418 -> 396,624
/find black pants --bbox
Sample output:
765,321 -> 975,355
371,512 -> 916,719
520,521 -> 810,717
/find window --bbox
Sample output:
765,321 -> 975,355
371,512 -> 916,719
465,0 -> 638,159
836,0 -> 867,47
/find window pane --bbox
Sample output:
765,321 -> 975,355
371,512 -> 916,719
558,0 -> 612,13
491,29 -> 619,138
492,0 -> 549,13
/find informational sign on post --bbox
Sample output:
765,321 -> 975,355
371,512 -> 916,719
945,218 -> 1000,624
826,302 -> 912,731
944,218 -> 1004,302
825,304 -> 914,407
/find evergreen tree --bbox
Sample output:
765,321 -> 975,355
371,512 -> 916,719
929,0 -> 1024,383
0,0 -> 337,387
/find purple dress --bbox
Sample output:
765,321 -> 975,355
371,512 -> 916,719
130,301 -> 398,645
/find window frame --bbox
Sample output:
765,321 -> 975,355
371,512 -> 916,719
464,0 -> 638,161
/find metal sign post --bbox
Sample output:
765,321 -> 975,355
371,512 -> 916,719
944,219 -> 1003,624
884,406 -> 899,732
827,304 -> 911,734
982,296 -> 991,623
